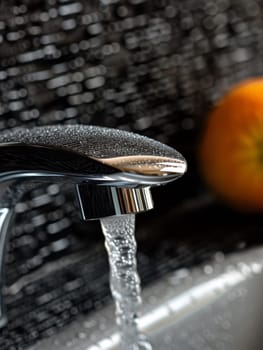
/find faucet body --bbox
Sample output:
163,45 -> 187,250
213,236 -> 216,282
0,124 -> 186,326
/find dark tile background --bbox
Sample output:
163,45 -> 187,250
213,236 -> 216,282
1,0 -> 263,348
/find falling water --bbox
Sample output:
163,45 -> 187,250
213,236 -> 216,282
100,214 -> 152,350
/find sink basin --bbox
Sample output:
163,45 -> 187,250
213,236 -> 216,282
29,245 -> 263,350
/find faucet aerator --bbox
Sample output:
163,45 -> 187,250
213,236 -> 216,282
76,184 -> 154,220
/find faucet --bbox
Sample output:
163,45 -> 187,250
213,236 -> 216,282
0,124 -> 187,326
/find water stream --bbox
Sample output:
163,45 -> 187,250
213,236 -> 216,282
100,214 -> 152,350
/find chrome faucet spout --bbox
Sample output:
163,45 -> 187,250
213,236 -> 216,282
0,124 -> 187,326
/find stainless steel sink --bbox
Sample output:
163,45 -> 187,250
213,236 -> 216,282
29,245 -> 263,350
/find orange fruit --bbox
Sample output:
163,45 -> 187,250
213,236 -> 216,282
198,78 -> 263,212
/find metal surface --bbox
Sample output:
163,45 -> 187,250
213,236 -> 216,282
76,184 -> 154,220
0,208 -> 13,328
29,246 -> 263,350
0,125 -> 186,184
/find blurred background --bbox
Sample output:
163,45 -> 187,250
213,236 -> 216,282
1,0 -> 263,348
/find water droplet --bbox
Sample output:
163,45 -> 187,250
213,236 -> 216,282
78,332 -> 87,339
251,262 -> 262,274
204,265 -> 213,275
83,319 -> 97,329
214,252 -> 225,263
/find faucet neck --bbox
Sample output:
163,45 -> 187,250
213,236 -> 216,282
0,207 -> 14,327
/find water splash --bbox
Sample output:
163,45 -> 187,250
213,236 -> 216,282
100,214 -> 152,350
